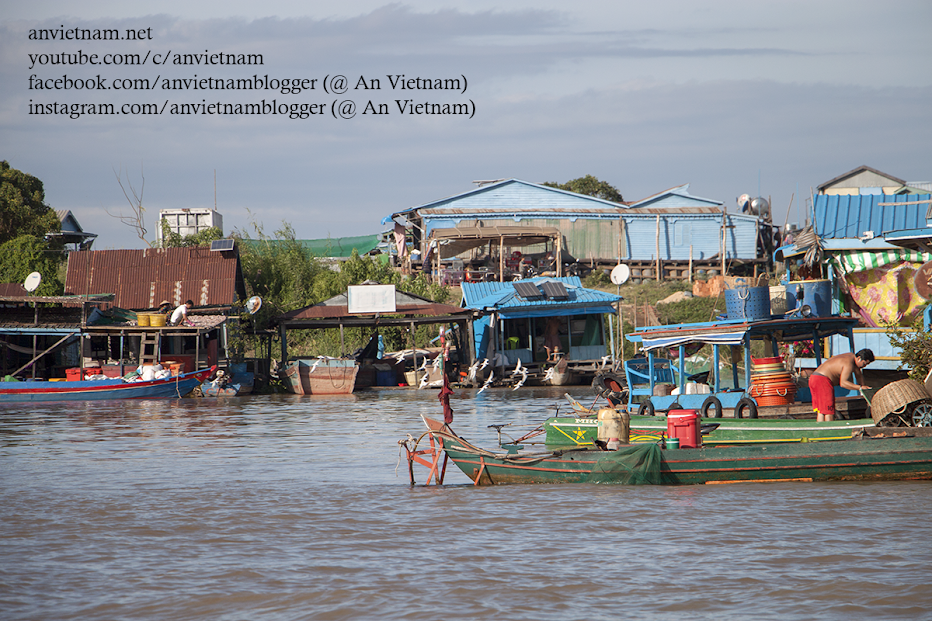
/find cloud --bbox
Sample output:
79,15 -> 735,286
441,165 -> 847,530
2,5 -> 930,250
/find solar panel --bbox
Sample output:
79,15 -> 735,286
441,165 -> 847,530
513,281 -> 543,299
539,281 -> 569,299
210,239 -> 235,252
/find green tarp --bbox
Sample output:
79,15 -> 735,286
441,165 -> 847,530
242,235 -> 382,258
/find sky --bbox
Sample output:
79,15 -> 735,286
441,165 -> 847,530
3,1 -> 931,250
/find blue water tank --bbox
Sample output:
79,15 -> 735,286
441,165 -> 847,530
786,279 -> 832,317
724,286 -> 771,320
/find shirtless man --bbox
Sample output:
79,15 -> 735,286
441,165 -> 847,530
809,349 -> 874,422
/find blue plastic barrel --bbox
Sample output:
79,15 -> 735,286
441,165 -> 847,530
786,280 -> 832,317
724,286 -> 771,320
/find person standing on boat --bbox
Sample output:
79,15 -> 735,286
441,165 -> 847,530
170,300 -> 195,327
809,349 -> 874,422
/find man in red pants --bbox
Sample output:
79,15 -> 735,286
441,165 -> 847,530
809,349 -> 874,422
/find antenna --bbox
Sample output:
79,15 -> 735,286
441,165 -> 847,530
246,296 -> 262,314
24,271 -> 42,293
214,169 -> 217,210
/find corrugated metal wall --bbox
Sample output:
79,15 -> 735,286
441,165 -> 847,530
623,214 -> 758,261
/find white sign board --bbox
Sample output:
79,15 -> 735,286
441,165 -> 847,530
347,284 -> 397,314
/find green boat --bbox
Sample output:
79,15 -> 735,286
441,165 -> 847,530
544,413 -> 878,447
418,416 -> 932,486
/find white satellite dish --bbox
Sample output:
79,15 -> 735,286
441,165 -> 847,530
246,296 -> 262,314
24,272 -> 42,292
610,264 -> 630,286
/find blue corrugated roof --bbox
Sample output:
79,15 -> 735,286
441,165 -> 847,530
461,277 -> 621,310
814,194 -> 931,239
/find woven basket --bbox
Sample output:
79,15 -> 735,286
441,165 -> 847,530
869,379 -> 930,423
755,393 -> 795,407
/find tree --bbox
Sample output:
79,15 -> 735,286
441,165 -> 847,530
0,161 -> 65,294
0,160 -> 60,245
543,174 -> 624,203
0,234 -> 64,295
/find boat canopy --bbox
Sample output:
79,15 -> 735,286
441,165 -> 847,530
629,316 -> 860,352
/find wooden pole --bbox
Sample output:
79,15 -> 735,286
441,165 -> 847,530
721,208 -> 727,276
556,234 -> 562,277
689,245 -> 693,284
499,236 -> 504,282
655,215 -> 661,282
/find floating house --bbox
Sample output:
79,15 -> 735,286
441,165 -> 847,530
385,179 -> 765,279
62,244 -> 249,379
778,185 -> 932,370
460,277 -> 621,381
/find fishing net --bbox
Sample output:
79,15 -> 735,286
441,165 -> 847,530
586,443 -> 663,485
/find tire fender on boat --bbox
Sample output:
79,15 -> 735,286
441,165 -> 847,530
636,401 -> 655,417
701,396 -> 723,418
735,397 -> 758,419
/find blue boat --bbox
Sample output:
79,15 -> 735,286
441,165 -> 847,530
624,316 -> 862,418
0,366 -> 215,403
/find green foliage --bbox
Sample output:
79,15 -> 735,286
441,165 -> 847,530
886,319 -> 932,382
583,269 -> 612,288
233,216 -> 452,360
158,219 -> 224,248
0,162 -> 65,293
542,174 -> 624,203
0,234 -> 64,295
0,161 -> 60,246
655,297 -> 724,326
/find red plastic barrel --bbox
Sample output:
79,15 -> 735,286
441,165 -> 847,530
667,409 -> 701,449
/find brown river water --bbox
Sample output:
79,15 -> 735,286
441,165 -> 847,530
2,387 -> 931,620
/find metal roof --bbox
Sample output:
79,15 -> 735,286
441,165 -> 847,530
64,247 -> 247,311
813,194 -> 932,240
387,179 -> 629,224
626,184 -> 724,210
816,165 -> 907,193
461,277 -> 621,311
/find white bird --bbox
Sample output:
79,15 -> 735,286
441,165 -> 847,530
511,359 -> 524,376
478,371 -> 494,394
512,368 -> 528,390
431,355 -> 442,370
478,358 -> 489,371
308,358 -> 322,374
418,372 -> 430,389
417,356 -> 429,371
466,360 -> 481,383
542,366 -> 556,382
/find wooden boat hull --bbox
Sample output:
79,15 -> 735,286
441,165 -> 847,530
281,359 -> 358,395
545,415 -> 878,447
0,367 -> 215,403
423,417 -> 932,486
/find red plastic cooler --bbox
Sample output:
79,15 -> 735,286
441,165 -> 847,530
667,410 -> 701,448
